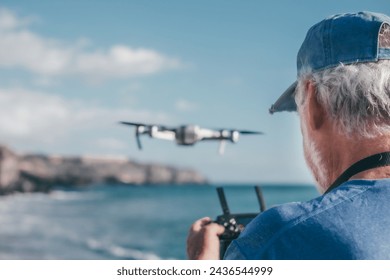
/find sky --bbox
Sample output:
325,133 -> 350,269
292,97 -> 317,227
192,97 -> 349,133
0,0 -> 389,185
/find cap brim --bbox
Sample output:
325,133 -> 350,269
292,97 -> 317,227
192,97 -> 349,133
269,81 -> 297,114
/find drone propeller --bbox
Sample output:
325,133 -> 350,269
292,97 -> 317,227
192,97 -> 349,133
120,121 -> 177,132
237,130 -> 264,135
120,121 -> 147,127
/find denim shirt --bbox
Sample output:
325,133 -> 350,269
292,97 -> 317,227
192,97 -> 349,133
224,179 -> 390,260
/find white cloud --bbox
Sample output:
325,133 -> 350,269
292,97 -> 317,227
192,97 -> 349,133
0,87 -> 172,146
0,88 -> 69,138
0,7 -> 35,30
0,28 -> 74,75
75,46 -> 179,80
0,7 -> 181,82
175,99 -> 198,112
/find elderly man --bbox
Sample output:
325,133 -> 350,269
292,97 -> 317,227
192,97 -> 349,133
187,11 -> 390,259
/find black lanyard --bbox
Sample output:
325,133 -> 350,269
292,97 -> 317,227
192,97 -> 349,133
325,151 -> 390,194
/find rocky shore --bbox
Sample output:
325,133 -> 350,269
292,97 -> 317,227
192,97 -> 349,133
0,145 -> 207,195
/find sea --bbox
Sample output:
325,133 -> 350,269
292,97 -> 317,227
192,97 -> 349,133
0,184 -> 318,260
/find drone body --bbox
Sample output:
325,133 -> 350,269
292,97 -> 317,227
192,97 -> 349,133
120,121 -> 262,154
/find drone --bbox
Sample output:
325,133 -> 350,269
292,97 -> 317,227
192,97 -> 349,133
119,121 -> 263,154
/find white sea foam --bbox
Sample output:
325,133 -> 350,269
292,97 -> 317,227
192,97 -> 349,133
86,238 -> 161,260
108,245 -> 161,260
49,190 -> 84,201
49,190 -> 103,201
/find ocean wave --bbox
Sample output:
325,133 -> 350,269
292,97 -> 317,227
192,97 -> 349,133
86,238 -> 161,260
49,190 -> 102,201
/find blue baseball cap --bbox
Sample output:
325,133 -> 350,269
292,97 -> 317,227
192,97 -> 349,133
269,11 -> 390,114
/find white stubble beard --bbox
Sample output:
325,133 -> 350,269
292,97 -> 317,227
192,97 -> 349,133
301,117 -> 330,194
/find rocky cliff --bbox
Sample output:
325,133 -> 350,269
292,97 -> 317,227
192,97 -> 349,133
0,145 -> 207,194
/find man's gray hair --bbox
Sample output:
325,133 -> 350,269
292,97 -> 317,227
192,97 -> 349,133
295,24 -> 390,138
295,60 -> 390,138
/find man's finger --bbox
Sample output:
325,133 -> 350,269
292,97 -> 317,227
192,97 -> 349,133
187,217 -> 225,260
205,222 -> 225,236
191,217 -> 212,231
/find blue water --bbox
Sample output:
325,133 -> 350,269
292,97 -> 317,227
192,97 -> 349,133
0,184 -> 318,260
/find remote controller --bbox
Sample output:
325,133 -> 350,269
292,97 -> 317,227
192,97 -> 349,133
215,186 -> 266,258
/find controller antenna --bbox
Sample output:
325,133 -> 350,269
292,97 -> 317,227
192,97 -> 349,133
254,186 -> 266,212
216,187 -> 230,215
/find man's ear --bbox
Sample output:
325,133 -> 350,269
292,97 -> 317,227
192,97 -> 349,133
305,81 -> 326,131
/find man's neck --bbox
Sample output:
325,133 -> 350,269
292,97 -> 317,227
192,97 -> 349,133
324,134 -> 390,188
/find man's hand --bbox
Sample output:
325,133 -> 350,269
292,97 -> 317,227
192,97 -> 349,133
187,217 -> 225,260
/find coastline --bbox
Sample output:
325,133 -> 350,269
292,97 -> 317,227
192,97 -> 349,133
0,145 -> 207,195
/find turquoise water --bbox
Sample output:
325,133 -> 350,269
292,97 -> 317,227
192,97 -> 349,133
0,184 -> 318,259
